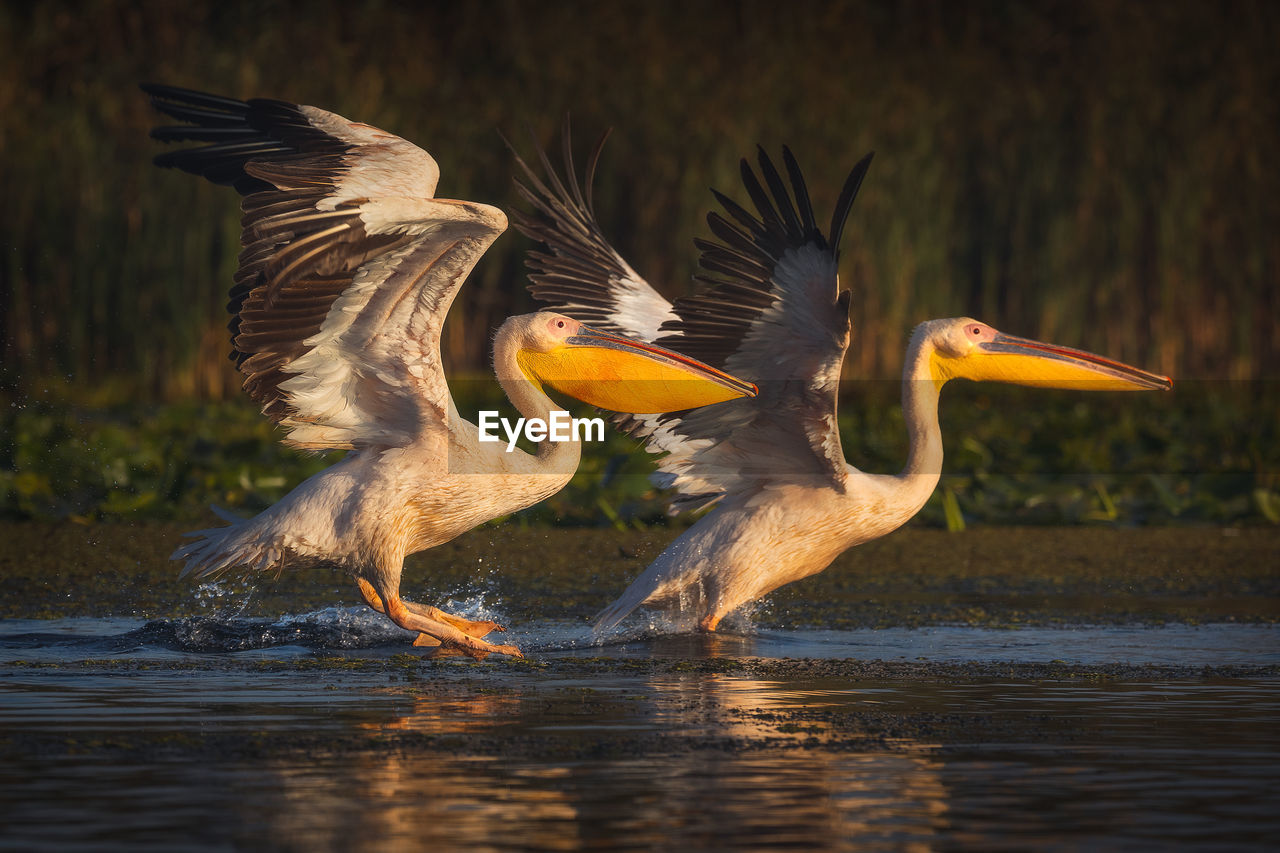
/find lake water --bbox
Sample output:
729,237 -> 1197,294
2,613 -> 1276,850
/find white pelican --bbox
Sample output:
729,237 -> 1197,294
511,131 -> 1173,633
144,86 -> 755,658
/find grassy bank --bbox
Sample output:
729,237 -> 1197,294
2,381 -> 1276,527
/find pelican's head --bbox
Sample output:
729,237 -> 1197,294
497,312 -> 757,414
923,318 -> 1172,391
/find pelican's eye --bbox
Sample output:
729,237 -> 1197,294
968,324 -> 982,337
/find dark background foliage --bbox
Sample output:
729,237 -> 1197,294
0,0 -> 1276,524
3,0 -> 1277,396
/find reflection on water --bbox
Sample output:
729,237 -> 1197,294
250,756 -> 581,852
595,674 -> 951,850
1,617 -> 1277,850
245,753 -> 944,851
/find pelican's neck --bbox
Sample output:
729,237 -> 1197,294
899,326 -> 945,485
492,331 -> 582,473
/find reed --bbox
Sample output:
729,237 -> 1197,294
1,0 -> 1276,402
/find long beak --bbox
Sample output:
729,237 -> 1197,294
520,326 -> 758,414
970,333 -> 1173,390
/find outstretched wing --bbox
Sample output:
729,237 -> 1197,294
633,148 -> 873,510
145,84 -> 506,450
511,131 -> 871,511
509,123 -> 676,341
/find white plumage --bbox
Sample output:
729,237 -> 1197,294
512,129 -> 1172,633
146,87 -> 754,657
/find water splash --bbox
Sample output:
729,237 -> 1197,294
193,575 -> 258,620
588,609 -> 713,647
587,591 -> 762,646
440,593 -> 503,625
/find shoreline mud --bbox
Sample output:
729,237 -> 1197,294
4,521 -> 1276,626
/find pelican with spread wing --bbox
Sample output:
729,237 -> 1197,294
144,87 -> 754,658
512,131 -> 1172,633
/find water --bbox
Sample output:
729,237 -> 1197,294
2,613 -> 1277,850
4,612 -> 1278,665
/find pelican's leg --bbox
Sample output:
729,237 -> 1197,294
416,605 -> 504,640
386,594 -> 523,661
353,578 -> 503,640
698,591 -> 730,633
354,578 -> 446,652
698,612 -> 725,632
357,578 -> 522,660
693,580 -> 727,632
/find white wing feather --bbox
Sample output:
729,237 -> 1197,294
147,86 -> 505,450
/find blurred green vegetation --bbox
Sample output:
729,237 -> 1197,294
3,380 -> 1276,527
1,0 -> 1277,401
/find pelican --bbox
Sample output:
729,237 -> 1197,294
144,86 -> 755,658
511,131 -> 1172,633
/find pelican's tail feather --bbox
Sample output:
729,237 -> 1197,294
591,585 -> 650,635
172,507 -> 283,579
592,559 -> 699,635
593,523 -> 724,635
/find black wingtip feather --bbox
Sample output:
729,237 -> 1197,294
582,127 -> 613,217
738,158 -> 778,234
828,152 -> 873,252
755,146 -> 803,239
781,146 -> 818,236
709,189 -> 771,243
140,83 -> 250,111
